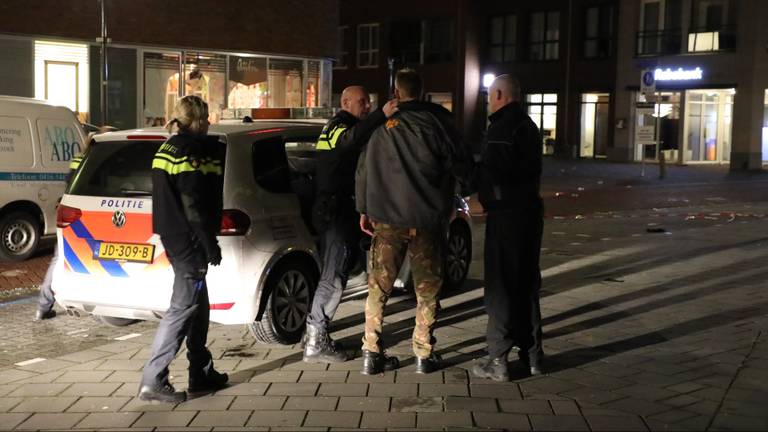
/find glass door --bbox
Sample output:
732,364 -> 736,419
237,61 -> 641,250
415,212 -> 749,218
685,90 -> 733,163
580,93 -> 610,158
142,51 -> 181,127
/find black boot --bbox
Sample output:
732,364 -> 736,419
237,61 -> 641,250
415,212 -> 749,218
415,352 -> 442,374
361,349 -> 400,375
519,355 -> 543,377
303,324 -> 347,363
33,309 -> 56,321
188,368 -> 229,393
471,356 -> 510,382
138,382 -> 187,404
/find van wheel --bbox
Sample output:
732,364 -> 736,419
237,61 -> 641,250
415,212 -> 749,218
94,315 -> 139,327
0,211 -> 40,262
444,221 -> 471,290
248,261 -> 315,345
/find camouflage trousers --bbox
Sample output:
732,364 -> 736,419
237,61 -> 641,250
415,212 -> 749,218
362,222 -> 443,358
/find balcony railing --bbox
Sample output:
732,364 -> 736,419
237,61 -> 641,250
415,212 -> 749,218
687,26 -> 737,52
636,29 -> 682,56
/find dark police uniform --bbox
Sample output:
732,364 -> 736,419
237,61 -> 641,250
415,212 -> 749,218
140,132 -> 224,391
307,109 -> 385,333
475,101 -> 544,369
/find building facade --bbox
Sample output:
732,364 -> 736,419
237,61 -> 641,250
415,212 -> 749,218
336,0 -> 768,170
0,0 -> 339,130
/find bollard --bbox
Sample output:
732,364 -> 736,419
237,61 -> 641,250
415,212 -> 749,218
659,150 -> 666,179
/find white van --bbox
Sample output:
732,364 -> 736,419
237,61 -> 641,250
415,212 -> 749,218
0,96 -> 87,261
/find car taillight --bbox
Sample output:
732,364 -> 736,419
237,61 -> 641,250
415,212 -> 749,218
219,209 -> 250,236
56,205 -> 82,228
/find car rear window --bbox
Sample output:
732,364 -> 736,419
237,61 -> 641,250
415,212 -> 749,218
68,140 -> 161,197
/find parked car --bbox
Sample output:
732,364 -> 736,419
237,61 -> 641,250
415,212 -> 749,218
51,121 -> 473,344
0,96 -> 88,261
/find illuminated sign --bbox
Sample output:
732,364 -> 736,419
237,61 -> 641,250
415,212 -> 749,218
654,67 -> 703,81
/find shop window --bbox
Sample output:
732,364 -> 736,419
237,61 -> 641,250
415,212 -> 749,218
583,4 -> 615,59
143,51 -> 180,127
424,19 -> 454,63
35,41 -> 89,123
228,56 -> 268,111
268,58 -> 304,108
637,0 -> 682,56
306,61 -> 320,108
529,11 -> 559,61
391,20 -> 423,65
335,26 -> 350,69
526,93 -> 557,153
762,90 -> 768,162
688,0 -> 736,52
89,46 -> 137,129
183,52 -> 226,124
489,14 -> 517,62
357,23 -> 380,68
427,92 -> 453,112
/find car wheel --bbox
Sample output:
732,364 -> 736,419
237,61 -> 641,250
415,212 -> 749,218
249,260 -> 315,345
94,315 -> 140,327
0,211 -> 40,262
444,221 -> 471,289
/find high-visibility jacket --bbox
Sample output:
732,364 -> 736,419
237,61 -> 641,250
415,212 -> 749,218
312,108 -> 385,229
151,133 -> 224,253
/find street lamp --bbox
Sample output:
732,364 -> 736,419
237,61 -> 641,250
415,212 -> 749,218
482,73 -> 496,90
98,0 -> 109,126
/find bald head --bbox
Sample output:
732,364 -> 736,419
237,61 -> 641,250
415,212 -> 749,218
341,86 -> 371,119
488,74 -> 521,114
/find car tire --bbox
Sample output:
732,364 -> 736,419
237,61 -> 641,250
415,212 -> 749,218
94,315 -> 140,327
0,211 -> 40,262
248,260 -> 316,345
444,221 -> 471,290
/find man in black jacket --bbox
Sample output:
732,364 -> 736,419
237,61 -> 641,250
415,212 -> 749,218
303,86 -> 398,363
356,69 -> 471,374
472,74 -> 544,381
139,95 -> 227,403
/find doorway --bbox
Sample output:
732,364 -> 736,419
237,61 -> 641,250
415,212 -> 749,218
580,93 -> 610,158
684,89 -> 733,163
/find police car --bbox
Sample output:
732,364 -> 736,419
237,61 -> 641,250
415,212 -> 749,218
52,121 -> 473,344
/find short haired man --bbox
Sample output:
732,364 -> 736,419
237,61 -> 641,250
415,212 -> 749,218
303,86 -> 398,364
356,69 -> 471,374
472,74 -> 544,381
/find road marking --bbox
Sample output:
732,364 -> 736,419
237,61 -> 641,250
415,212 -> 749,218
114,333 -> 142,341
15,358 -> 46,366
67,328 -> 88,335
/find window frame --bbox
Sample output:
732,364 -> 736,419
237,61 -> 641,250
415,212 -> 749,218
528,11 -> 560,61
335,26 -> 349,69
582,3 -> 616,59
488,13 -> 517,62
356,23 -> 380,69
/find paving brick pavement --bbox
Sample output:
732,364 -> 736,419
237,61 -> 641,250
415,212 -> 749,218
0,202 -> 766,430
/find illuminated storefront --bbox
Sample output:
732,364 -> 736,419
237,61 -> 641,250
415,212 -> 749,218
1,35 -> 332,129
630,66 -> 734,164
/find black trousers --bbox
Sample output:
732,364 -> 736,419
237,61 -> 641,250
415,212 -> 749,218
484,209 -> 544,364
307,208 -> 361,329
141,234 -> 214,387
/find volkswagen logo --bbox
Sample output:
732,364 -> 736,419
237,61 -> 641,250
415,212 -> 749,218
112,210 -> 126,228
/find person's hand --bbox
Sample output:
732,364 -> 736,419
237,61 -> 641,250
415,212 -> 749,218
382,99 -> 399,118
359,214 -> 374,236
207,243 -> 222,266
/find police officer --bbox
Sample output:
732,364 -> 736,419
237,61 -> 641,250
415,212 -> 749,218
138,95 -> 227,403
303,86 -> 398,363
35,127 -> 114,322
472,74 -> 544,381
356,69 -> 471,374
